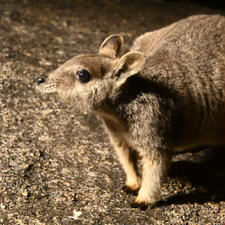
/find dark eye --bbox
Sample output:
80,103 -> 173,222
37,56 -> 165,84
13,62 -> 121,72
77,69 -> 90,83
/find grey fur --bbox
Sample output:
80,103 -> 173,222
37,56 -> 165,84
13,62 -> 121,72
36,14 -> 225,206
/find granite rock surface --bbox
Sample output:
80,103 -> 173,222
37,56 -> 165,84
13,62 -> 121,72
0,0 -> 225,224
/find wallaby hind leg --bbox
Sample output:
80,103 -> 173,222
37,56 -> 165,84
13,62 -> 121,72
110,135 -> 141,192
132,149 -> 171,208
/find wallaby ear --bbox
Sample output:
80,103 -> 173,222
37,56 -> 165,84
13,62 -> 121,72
112,52 -> 146,86
99,34 -> 124,58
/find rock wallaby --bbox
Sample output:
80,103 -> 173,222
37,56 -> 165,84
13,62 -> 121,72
36,15 -> 225,208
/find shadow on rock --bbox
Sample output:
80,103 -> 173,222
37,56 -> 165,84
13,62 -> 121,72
160,147 -> 225,206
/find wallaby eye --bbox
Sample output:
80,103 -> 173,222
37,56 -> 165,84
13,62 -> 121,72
77,69 -> 90,83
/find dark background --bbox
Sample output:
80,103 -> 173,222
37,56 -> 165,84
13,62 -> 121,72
169,0 -> 225,9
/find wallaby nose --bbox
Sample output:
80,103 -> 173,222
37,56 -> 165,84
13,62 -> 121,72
37,77 -> 45,85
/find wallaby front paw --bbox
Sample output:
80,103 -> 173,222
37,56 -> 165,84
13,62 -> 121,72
130,196 -> 158,210
125,177 -> 141,192
132,191 -> 158,208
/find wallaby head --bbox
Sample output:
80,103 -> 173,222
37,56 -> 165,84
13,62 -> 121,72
36,34 -> 146,110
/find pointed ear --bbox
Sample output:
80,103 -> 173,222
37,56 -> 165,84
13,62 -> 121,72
112,52 -> 146,85
99,34 -> 123,58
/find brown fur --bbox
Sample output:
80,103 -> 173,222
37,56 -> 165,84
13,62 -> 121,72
36,14 -> 225,207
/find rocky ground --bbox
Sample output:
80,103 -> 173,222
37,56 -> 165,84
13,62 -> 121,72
0,0 -> 225,224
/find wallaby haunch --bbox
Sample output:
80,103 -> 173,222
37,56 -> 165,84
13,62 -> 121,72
36,15 -> 225,209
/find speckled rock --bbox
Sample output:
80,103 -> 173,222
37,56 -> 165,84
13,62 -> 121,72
0,0 -> 225,224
